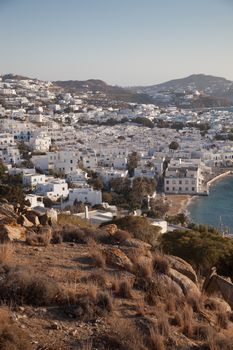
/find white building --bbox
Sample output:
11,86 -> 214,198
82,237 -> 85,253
36,179 -> 69,201
68,187 -> 102,206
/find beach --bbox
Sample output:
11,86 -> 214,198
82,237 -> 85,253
166,195 -> 192,216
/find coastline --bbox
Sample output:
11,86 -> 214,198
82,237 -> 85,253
166,195 -> 192,216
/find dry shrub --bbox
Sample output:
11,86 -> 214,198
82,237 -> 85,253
114,229 -> 131,243
88,282 -> 98,300
51,230 -> 63,244
181,304 -> 194,338
156,310 -> 170,337
136,298 -> 146,316
187,292 -> 203,313
148,326 -> 165,350
0,267 -> 59,306
91,249 -> 106,268
26,226 -> 52,246
152,254 -> 169,275
103,318 -> 145,350
216,311 -> 229,329
67,291 -> 113,320
78,340 -> 93,350
193,324 -> 210,341
134,259 -> 153,280
61,225 -> 88,243
81,271 -> 107,287
0,243 -> 13,265
116,280 -> 133,299
0,308 -> 32,350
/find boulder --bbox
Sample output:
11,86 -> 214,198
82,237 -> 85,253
17,215 -> 34,228
123,238 -> 152,250
104,224 -> 118,236
205,297 -> 232,313
169,268 -> 200,297
0,223 -> 26,242
104,246 -> 133,271
167,255 -> 198,283
25,211 -> 40,226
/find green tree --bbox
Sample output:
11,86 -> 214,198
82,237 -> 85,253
127,152 -> 140,177
169,141 -> 179,150
160,228 -> 233,276
103,216 -> 161,246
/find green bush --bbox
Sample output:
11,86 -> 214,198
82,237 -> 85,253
160,229 -> 233,276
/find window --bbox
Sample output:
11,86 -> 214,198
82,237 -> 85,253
179,187 -> 182,191
166,187 -> 169,191
166,180 -> 169,184
179,180 -> 182,185
192,187 -> 195,191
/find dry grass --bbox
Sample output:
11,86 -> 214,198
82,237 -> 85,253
152,254 -> 169,275
0,307 -> 32,350
149,327 -> 165,350
0,267 -> 59,306
58,213 -> 92,228
91,249 -> 106,268
116,280 -> 133,299
113,229 -> 131,242
26,226 -> 52,246
181,304 -> 194,338
0,243 -> 14,265
216,311 -> 229,329
68,290 -> 114,321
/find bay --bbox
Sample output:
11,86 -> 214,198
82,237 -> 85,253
188,175 -> 233,233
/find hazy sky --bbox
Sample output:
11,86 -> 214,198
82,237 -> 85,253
0,0 -> 233,86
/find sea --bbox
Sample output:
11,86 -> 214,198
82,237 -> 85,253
188,175 -> 233,233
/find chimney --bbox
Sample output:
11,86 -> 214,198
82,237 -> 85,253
85,206 -> 89,220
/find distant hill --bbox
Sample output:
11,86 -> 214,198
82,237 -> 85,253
132,74 -> 233,107
54,79 -> 154,104
2,73 -> 33,81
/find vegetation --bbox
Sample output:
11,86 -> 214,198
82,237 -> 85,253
161,227 -> 233,276
103,216 -> 161,246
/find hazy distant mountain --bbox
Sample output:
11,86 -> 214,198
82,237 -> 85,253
132,74 -> 233,106
54,79 -> 154,104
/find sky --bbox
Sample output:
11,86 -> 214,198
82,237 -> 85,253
0,0 -> 233,86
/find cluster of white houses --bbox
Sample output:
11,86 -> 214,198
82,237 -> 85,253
1,74 -> 233,212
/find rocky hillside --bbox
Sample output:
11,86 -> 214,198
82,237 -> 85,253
54,79 -> 154,104
132,74 -> 233,108
0,204 -> 233,349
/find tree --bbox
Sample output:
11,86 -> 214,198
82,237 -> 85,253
103,216 -> 161,246
147,198 -> 169,219
169,141 -> 179,150
87,177 -> 104,191
127,152 -> 140,177
160,228 -> 233,276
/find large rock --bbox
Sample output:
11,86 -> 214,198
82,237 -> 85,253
24,211 -> 40,226
167,255 -> 198,283
0,223 -> 26,242
0,204 -> 18,225
104,224 -> 118,236
169,268 -> 200,297
17,215 -> 34,228
104,246 -> 133,270
123,238 -> 152,250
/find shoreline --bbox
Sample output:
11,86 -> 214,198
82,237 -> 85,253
166,195 -> 192,216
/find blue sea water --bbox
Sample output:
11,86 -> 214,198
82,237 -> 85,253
188,175 -> 233,233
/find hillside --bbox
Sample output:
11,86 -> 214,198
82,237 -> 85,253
54,79 -> 154,104
132,74 -> 233,108
1,204 -> 233,349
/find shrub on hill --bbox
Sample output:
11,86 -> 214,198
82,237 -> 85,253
102,216 -> 161,246
160,228 -> 233,276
